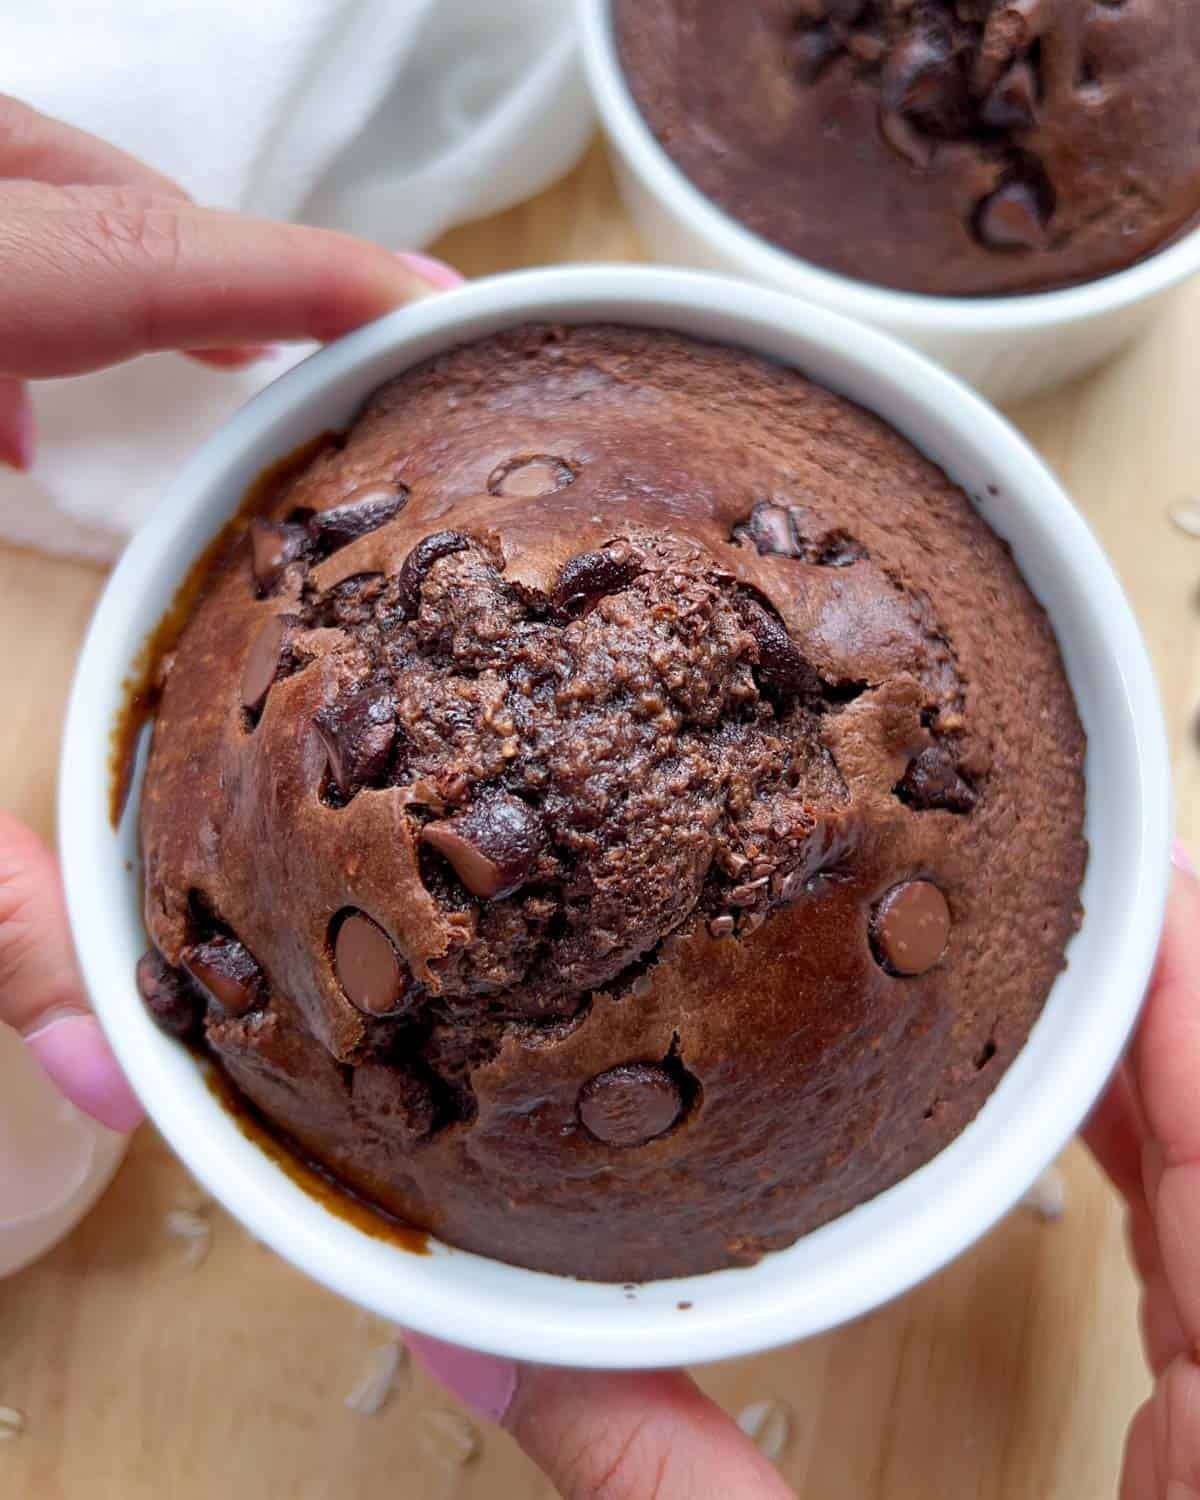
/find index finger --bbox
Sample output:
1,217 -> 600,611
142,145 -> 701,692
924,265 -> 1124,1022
0,185 -> 447,378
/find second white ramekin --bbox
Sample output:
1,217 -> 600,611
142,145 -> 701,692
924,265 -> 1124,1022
577,0 -> 1200,405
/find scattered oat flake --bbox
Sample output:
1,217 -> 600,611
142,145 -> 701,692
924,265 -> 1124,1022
182,1237 -> 210,1269
0,1406 -> 25,1440
345,1342 -> 402,1417
165,1207 -> 208,1237
354,1308 -> 404,1344
420,1408 -> 481,1469
737,1399 -> 792,1465
1168,498 -> 1200,538
164,1207 -> 212,1268
1020,1166 -> 1067,1222
175,1179 -> 215,1214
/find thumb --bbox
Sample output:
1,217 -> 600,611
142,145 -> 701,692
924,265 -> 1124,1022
0,811 -> 142,1132
405,1334 -> 795,1499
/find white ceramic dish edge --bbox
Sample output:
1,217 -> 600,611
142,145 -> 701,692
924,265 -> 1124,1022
60,267 -> 1171,1368
577,0 -> 1200,405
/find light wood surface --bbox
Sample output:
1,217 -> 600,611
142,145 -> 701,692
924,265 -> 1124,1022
2,139 -> 1198,1499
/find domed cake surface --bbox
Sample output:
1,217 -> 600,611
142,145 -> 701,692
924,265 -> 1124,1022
136,324 -> 1086,1280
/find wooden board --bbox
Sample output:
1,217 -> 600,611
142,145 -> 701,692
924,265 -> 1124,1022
3,138 -> 1199,1498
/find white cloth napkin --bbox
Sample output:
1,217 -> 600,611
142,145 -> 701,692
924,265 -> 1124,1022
0,0 -> 593,560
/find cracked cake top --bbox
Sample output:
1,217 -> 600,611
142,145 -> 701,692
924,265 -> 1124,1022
135,324 -> 1086,1280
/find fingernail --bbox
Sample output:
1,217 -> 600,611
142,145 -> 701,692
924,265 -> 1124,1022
25,1014 -> 144,1134
1172,836 -> 1196,877
404,1331 -> 518,1425
235,345 -> 279,365
395,252 -> 465,292
188,345 -> 279,369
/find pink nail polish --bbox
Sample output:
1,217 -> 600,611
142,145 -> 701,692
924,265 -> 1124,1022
1172,836 -> 1196,877
404,1331 -> 518,1424
395,252 -> 466,292
233,345 -> 279,366
25,1015 -> 144,1134
188,346 -> 279,369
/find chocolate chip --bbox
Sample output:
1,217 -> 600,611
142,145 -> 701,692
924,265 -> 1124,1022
352,1062 -> 436,1145
422,793 -> 543,900
847,30 -> 887,64
815,530 -> 868,567
314,682 -> 396,798
307,483 -> 408,551
895,743 -> 977,813
241,614 -> 297,714
870,880 -> 951,976
734,502 -> 800,558
790,23 -> 839,85
249,518 -> 309,595
881,30 -> 968,137
578,1063 -> 683,1148
487,456 -> 575,498
980,60 -> 1037,129
789,505 -> 856,563
334,912 -> 408,1015
737,596 -> 821,696
975,180 -> 1049,250
136,950 -> 203,1039
396,531 -> 471,618
728,877 -> 770,906
553,545 -> 641,617
181,935 -> 267,1017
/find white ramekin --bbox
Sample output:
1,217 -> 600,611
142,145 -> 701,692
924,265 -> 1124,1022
60,267 -> 1170,1368
577,0 -> 1200,405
